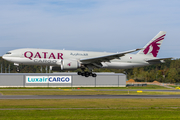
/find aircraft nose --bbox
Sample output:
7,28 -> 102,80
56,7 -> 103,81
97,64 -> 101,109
2,54 -> 7,60
2,54 -> 11,61
2,54 -> 5,58
2,51 -> 13,60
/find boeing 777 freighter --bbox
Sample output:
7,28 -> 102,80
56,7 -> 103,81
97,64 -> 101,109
2,31 -> 171,77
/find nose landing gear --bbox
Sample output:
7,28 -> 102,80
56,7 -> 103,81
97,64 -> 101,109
16,66 -> 20,72
14,63 -> 20,72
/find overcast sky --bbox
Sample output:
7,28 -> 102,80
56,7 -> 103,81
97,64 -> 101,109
0,0 -> 180,58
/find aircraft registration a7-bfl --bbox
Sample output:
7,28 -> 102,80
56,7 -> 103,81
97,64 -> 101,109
3,31 -> 171,77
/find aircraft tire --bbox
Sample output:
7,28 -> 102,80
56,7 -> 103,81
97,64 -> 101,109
85,72 -> 90,77
92,73 -> 97,77
89,72 -> 92,76
77,72 -> 81,75
85,74 -> 89,77
81,72 -> 85,76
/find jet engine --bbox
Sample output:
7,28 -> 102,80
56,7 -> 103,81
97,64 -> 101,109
60,59 -> 80,70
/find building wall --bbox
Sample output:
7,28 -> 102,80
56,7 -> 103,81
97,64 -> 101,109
0,73 -> 126,87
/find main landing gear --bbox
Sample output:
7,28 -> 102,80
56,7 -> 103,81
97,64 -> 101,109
77,68 -> 97,77
77,71 -> 97,77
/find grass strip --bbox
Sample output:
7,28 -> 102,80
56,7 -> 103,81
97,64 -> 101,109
0,109 -> 180,120
1,90 -> 180,95
0,99 -> 180,109
1,99 -> 180,119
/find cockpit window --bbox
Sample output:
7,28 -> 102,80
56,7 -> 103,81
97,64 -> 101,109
6,52 -> 11,54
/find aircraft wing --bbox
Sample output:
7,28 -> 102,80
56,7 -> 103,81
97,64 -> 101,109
80,48 -> 142,64
146,57 -> 172,63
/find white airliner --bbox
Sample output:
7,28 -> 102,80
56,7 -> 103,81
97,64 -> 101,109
3,31 -> 171,77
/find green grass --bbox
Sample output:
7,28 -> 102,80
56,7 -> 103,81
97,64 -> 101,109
1,90 -> 180,95
125,85 -> 169,89
0,109 -> 180,120
169,85 -> 180,88
0,99 -> 180,119
0,85 -> 179,119
0,99 -> 180,109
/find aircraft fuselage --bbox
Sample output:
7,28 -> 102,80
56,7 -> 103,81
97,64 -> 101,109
2,48 -> 159,69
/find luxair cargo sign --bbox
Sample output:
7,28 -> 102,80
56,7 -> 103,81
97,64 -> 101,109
26,76 -> 71,83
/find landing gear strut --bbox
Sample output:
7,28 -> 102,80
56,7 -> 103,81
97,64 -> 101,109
14,63 -> 20,72
16,66 -> 20,72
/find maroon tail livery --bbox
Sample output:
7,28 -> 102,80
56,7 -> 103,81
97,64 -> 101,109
137,31 -> 166,57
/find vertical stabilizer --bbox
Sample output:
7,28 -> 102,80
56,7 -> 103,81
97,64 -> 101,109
137,31 -> 166,57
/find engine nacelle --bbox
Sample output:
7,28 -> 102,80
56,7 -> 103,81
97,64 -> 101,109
61,59 -> 80,70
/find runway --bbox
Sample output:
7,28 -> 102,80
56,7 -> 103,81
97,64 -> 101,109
0,89 -> 180,99
0,89 -> 180,92
1,95 -> 180,99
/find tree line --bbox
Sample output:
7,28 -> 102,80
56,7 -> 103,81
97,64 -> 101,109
0,57 -> 179,83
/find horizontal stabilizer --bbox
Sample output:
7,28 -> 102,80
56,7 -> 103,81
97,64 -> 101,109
146,57 -> 172,62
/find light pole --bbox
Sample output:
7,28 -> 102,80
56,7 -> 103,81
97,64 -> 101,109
124,71 -> 128,81
8,64 -> 10,73
1,64 -> 2,73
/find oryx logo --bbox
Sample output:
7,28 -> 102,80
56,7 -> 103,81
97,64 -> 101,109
143,34 -> 165,57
